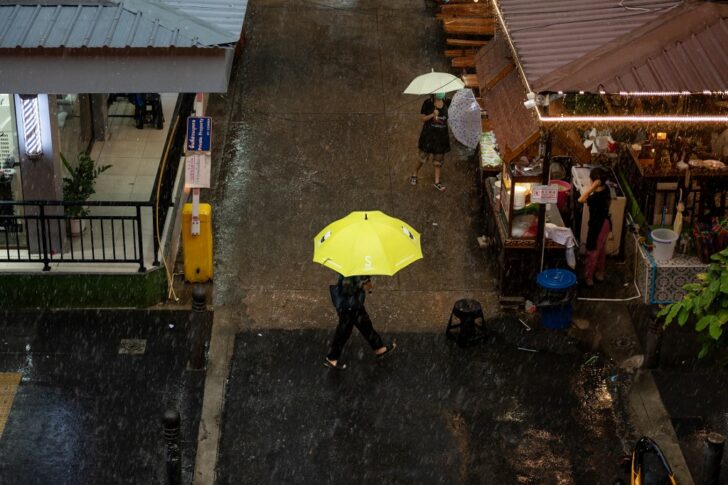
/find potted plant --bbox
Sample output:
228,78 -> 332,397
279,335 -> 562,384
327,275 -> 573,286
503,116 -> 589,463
61,151 -> 111,236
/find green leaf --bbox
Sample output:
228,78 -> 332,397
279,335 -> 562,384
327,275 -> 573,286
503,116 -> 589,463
709,322 -> 723,340
678,307 -> 690,326
665,303 -> 681,324
719,310 -> 728,324
698,344 -> 710,359
683,283 -> 703,293
721,273 -> 728,294
711,253 -> 724,262
696,315 -> 717,331
701,285 -> 718,311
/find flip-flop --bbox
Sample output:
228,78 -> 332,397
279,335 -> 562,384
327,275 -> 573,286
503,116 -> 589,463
376,342 -> 397,359
323,359 -> 347,371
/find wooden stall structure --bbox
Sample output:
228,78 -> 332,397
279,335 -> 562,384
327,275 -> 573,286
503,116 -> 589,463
472,0 -> 728,305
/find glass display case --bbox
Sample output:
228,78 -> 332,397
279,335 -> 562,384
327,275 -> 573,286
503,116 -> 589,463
499,161 -> 542,239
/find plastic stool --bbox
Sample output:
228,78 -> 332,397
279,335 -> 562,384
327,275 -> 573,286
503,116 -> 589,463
446,299 -> 486,347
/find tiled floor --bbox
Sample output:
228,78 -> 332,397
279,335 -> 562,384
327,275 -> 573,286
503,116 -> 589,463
90,94 -> 177,203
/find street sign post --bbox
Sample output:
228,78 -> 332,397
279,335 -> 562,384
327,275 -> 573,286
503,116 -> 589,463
186,116 -> 212,152
185,116 -> 212,236
185,153 -> 211,189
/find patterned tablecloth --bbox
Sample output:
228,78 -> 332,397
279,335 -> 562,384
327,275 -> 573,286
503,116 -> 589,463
633,234 -> 707,304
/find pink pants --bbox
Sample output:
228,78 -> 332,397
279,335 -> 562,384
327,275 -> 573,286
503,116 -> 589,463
585,219 -> 610,281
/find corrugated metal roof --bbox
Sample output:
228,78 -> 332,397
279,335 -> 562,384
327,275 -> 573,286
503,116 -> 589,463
605,16 -> 728,92
532,2 -> 728,92
159,0 -> 248,37
0,0 -> 239,48
496,0 -> 682,89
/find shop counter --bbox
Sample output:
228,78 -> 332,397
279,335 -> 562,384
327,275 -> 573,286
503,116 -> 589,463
484,177 -> 568,302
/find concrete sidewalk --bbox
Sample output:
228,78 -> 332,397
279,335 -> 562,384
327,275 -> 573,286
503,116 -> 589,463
573,300 -> 694,485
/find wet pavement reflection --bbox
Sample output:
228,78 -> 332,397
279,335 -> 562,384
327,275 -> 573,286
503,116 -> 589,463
216,327 -> 632,484
0,310 -> 210,484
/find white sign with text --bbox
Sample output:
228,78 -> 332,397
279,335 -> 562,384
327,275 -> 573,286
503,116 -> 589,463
185,153 -> 211,188
531,185 -> 559,204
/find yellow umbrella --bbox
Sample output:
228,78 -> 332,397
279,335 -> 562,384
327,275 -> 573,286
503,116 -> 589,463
313,211 -> 423,276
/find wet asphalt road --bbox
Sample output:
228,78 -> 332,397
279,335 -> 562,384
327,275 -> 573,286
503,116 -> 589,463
0,310 -> 210,485
216,327 -> 630,484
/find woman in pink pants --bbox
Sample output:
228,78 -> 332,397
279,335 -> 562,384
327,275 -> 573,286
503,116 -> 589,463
578,167 -> 611,287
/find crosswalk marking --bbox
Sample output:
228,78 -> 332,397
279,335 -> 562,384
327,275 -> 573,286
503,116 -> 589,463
0,373 -> 21,438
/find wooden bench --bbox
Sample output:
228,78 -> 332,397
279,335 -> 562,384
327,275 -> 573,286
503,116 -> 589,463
436,3 -> 492,19
446,38 -> 489,47
451,56 -> 475,68
444,48 -> 478,58
442,18 -> 496,36
462,74 -> 479,89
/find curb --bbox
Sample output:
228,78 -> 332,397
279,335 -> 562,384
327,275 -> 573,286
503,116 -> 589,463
627,370 -> 694,484
193,307 -> 237,485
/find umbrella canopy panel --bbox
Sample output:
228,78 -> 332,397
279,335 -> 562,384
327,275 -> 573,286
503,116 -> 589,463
313,211 -> 423,277
404,71 -> 465,95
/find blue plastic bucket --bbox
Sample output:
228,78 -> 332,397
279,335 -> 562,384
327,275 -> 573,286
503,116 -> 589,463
536,269 -> 577,329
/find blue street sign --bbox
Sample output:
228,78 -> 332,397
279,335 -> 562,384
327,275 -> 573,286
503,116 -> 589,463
186,116 -> 212,152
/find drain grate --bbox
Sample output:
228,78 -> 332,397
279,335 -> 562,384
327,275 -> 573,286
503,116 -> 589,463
118,339 -> 147,355
0,373 -> 21,438
611,336 -> 637,350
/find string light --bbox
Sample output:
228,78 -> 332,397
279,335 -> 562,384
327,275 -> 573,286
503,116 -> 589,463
538,114 -> 728,123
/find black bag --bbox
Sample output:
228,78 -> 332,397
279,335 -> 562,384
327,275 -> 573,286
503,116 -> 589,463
329,284 -> 345,313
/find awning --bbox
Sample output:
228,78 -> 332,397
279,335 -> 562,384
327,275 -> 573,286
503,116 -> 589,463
483,68 -> 540,163
0,0 -> 246,93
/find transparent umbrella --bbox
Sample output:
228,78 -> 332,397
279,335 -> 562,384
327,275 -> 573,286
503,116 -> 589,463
448,88 -> 482,149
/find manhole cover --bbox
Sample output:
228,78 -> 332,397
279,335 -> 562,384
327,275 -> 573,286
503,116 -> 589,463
611,336 -> 636,350
119,339 -> 146,355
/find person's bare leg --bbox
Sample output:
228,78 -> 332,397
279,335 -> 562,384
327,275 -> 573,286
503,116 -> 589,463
412,160 -> 423,178
434,165 -> 442,184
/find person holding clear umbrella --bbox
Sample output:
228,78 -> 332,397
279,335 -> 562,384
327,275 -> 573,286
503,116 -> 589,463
411,92 -> 451,192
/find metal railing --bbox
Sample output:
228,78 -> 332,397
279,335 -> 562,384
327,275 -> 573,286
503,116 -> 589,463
0,201 -> 155,272
0,93 -> 195,273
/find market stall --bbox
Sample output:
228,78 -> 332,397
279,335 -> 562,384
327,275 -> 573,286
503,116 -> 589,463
467,0 -> 728,307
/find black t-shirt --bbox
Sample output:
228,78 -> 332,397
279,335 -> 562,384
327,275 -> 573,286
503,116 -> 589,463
418,98 -> 451,154
586,188 -> 611,249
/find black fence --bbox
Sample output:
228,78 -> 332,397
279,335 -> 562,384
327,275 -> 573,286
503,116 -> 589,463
0,93 -> 195,272
0,201 -> 154,272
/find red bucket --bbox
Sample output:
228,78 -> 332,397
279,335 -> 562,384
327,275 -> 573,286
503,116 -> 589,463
550,180 -> 571,211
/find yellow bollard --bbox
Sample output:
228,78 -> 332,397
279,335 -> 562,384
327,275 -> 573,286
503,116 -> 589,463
182,203 -> 213,283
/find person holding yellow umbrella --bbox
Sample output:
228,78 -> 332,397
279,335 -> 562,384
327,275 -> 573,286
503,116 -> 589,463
313,211 -> 423,370
325,274 -> 392,370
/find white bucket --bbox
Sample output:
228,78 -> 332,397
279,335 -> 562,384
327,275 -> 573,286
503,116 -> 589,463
513,184 -> 528,210
651,228 -> 679,261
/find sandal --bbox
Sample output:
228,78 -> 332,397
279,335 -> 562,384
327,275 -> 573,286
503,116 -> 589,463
433,182 -> 446,192
376,342 -> 397,359
323,358 -> 347,371
409,175 -> 417,186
